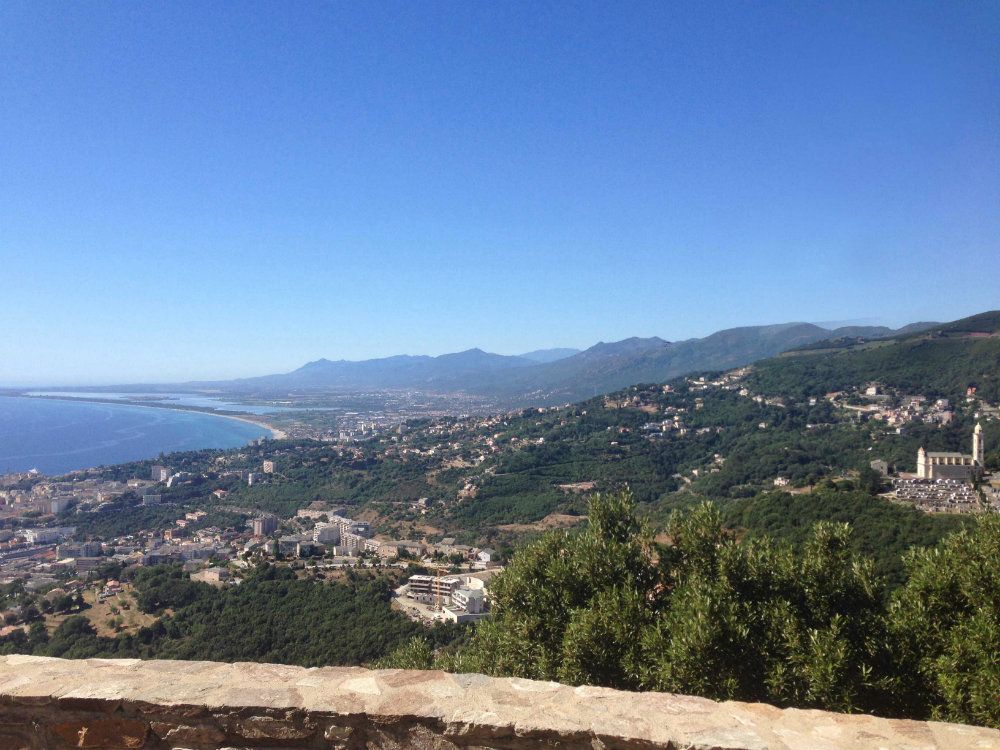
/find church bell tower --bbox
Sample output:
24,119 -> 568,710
917,446 -> 928,479
973,423 -> 985,466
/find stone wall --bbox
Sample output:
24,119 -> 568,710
0,655 -> 996,750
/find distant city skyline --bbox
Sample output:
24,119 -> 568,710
2,3 -> 998,384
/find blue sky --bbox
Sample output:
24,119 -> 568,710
1,2 -> 998,384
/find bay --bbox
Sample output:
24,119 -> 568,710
0,396 -> 269,475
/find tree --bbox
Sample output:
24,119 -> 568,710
21,604 -> 40,623
643,507 -> 892,713
889,515 -> 1000,727
374,637 -> 435,670
452,491 -> 660,685
27,621 -> 49,649
445,492 -> 899,718
857,466 -> 884,495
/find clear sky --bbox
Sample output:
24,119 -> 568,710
1,2 -> 998,385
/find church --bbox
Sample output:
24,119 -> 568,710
916,423 -> 985,481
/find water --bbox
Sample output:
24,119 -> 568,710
27,391 -> 288,415
0,396 -> 269,475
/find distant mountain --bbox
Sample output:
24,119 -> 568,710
930,310 -> 1000,335
785,321 -> 939,353
518,348 -> 581,364
222,348 -> 534,390
194,320 -> 937,404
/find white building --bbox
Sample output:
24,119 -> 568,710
23,527 -> 76,545
313,523 -> 340,544
406,574 -> 461,603
451,587 -> 484,614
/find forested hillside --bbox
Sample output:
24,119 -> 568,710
0,565 -> 460,666
751,312 -> 1000,401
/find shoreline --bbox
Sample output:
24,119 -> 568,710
166,406 -> 290,441
2,393 -> 289,441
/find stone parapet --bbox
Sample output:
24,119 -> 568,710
0,655 -> 996,749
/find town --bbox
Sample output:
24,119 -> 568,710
1,360 -> 998,644
0,449 -> 505,638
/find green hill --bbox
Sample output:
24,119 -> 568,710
750,311 -> 1000,401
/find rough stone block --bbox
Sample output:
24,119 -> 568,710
51,717 -> 148,748
149,720 -> 226,744
221,713 -> 317,740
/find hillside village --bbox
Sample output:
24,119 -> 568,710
1,368 -> 997,618
0,313 -> 998,663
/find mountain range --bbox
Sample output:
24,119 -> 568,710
200,320 -> 940,404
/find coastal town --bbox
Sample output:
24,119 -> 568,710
0,457 -> 503,631
1,358 -> 998,643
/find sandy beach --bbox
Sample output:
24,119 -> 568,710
194,410 -> 289,440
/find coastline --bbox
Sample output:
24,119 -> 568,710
3,393 -> 289,441
162,405 -> 290,440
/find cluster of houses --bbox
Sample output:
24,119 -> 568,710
836,390 -> 958,428
266,510 -> 501,566
0,489 -> 505,606
0,471 -> 141,516
829,385 -> 1000,433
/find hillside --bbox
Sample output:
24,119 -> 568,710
499,322 -> 897,401
74,307 -> 1000,561
750,310 -> 1000,401
64,313 -> 999,552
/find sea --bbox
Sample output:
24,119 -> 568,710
0,396 -> 269,476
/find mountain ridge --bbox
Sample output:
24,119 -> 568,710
184,320 -> 939,403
